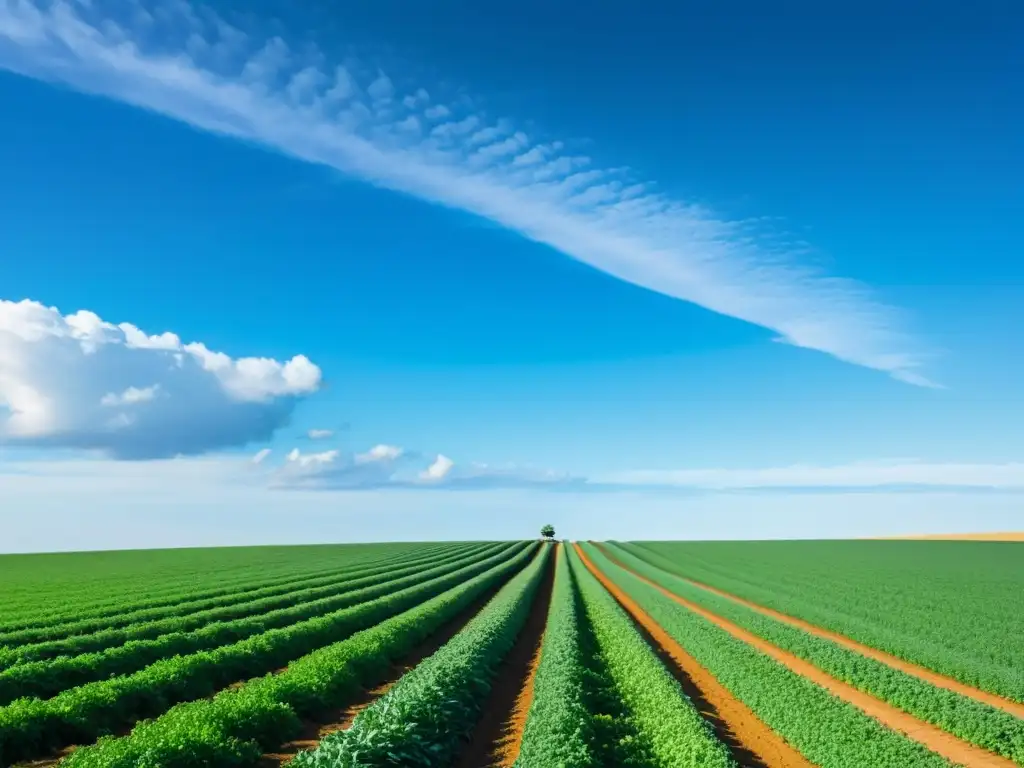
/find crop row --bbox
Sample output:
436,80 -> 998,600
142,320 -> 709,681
0,543 -> 466,637
0,543 -> 506,670
0,543 -> 491,650
604,543 -> 1024,765
567,545 -> 736,768
580,544 -> 953,768
290,542 -> 553,766
0,542 -> 532,766
0,543 -> 516,705
0,543 -> 453,631
514,543 -> 592,766
56,543 -> 540,767
626,540 -> 1024,704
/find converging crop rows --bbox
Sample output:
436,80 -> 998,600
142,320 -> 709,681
0,536 -> 1019,767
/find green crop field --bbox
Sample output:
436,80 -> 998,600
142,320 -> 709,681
0,537 -> 1020,768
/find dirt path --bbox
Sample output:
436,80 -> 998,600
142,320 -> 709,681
259,583 -> 511,767
592,545 -> 1017,768
610,546 -> 1024,721
453,543 -> 556,768
573,544 -> 813,768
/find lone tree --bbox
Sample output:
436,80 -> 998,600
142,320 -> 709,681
540,524 -> 556,541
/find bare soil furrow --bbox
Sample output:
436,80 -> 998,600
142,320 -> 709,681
595,544 -> 1017,768
574,544 -> 813,768
453,542 -> 556,768
609,543 -> 1024,721
259,584 -> 509,767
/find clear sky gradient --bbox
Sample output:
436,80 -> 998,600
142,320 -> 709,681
0,0 -> 1021,551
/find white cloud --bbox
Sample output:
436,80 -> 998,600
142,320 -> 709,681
0,299 -> 321,459
266,444 -> 581,491
276,444 -> 409,489
474,131 -> 530,159
251,448 -> 272,464
511,144 -> 551,166
601,460 -> 1024,490
356,443 -> 403,463
4,454 -> 1022,553
420,453 -> 454,481
467,125 -> 506,146
100,384 -> 160,407
307,428 -> 333,440
0,0 -> 932,385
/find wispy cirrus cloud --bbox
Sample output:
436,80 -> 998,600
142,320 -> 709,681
0,0 -> 932,384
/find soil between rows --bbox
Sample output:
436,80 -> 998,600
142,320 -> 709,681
259,575 -> 516,767
573,544 -> 812,768
592,544 -> 1017,768
641,556 -> 1024,721
14,552 -> 515,768
453,542 -> 557,768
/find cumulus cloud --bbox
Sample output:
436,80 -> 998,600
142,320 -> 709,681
0,0 -> 933,385
0,299 -> 322,459
420,453 -> 455,481
274,443 -> 410,489
266,444 -> 582,490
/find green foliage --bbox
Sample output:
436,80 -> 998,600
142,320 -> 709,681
0,542 -> 443,629
0,544 -> 503,675
606,542 -> 1024,765
581,544 -> 952,768
515,545 -> 592,767
624,539 -> 1024,703
0,543 -> 530,766
291,544 -> 552,767
56,543 -> 538,768
0,544 -> 507,703
569,546 -> 736,768
0,543 -> 485,649
541,524 -> 556,540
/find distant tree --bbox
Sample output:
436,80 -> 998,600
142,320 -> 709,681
540,524 -> 556,540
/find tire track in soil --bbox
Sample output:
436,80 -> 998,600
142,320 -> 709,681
592,544 -> 1018,768
453,543 -> 556,768
573,544 -> 812,768
606,544 -> 1024,720
259,580 -> 514,767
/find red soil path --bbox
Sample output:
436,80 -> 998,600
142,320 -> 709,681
454,543 -> 556,768
593,544 -> 1017,768
573,544 -> 814,768
615,547 -> 1024,721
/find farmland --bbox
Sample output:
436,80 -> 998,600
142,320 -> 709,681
0,539 -> 1021,767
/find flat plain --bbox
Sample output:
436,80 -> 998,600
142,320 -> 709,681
0,537 -> 1020,767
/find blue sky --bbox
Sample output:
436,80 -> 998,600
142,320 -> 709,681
1,0 -> 1022,550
